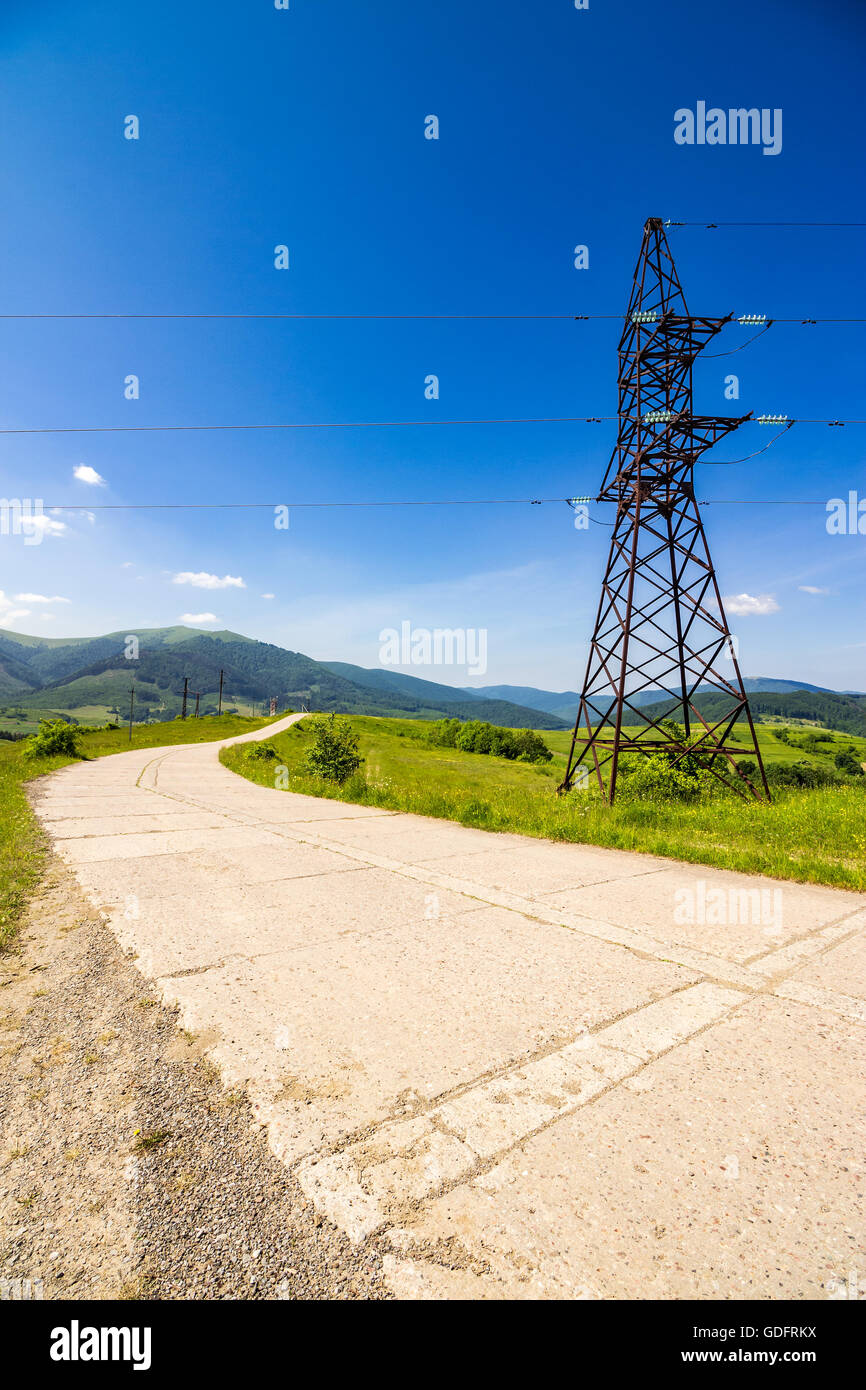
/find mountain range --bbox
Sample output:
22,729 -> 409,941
0,625 -> 862,734
0,627 -> 566,728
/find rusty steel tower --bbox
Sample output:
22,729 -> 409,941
559,218 -> 770,804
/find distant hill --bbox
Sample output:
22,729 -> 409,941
460,684 -> 581,723
2,626 -> 858,732
324,661 -> 489,707
463,676 -> 863,726
0,628 -> 567,729
638,689 -> 866,738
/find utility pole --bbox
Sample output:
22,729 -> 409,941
181,677 -> 188,720
218,668 -> 224,716
559,217 -> 769,805
194,691 -> 201,718
128,682 -> 135,743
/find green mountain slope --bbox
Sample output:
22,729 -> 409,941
323,661 -> 488,706
0,627 -> 566,728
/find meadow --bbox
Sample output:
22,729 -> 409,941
222,715 -> 866,893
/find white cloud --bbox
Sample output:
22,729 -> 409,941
0,590 -> 31,625
14,593 -> 70,604
28,513 -> 66,538
73,464 -> 106,486
261,592 -> 275,599
798,585 -> 829,595
121,561 -> 134,568
178,612 -> 219,624
724,593 -> 780,617
172,572 -> 246,590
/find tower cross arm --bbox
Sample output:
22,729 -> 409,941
686,410 -> 753,447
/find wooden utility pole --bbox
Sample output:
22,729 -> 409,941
181,677 -> 189,719
128,683 -> 135,743
218,668 -> 224,715
194,691 -> 201,718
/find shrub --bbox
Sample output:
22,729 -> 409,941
512,729 -> 553,764
615,722 -> 722,802
428,718 -> 461,748
22,719 -> 81,759
303,714 -> 363,784
834,748 -> 865,777
765,759 -> 840,789
616,753 -> 714,803
428,718 -> 552,763
244,742 -> 278,762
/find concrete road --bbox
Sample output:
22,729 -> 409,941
30,715 -> 866,1299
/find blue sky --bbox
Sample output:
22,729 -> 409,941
1,0 -> 864,691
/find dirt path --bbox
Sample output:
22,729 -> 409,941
0,857 -> 388,1300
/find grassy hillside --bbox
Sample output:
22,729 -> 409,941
0,712 -> 273,952
222,715 -> 866,892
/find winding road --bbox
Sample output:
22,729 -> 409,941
29,714 -> 866,1299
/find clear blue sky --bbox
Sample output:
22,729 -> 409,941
1,0 -> 864,691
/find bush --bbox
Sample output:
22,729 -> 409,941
428,718 -> 552,763
834,748 -> 864,777
616,753 -> 715,803
22,719 -> 81,759
244,742 -> 278,762
303,714 -> 363,784
765,759 -> 840,789
428,718 -> 461,748
616,722 -> 721,802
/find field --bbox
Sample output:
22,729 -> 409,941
542,722 -> 866,770
0,713 -> 272,952
222,715 -> 866,893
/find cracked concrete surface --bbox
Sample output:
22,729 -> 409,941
29,714 -> 866,1299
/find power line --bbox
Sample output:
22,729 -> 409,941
0,312 -> 606,321
0,310 -> 862,323
2,414 -> 863,436
35,496 -> 833,513
3,415 -> 610,435
665,220 -> 866,228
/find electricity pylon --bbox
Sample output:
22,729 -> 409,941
559,217 -> 770,804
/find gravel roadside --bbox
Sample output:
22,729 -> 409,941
0,857 -> 389,1301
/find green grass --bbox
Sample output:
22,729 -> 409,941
0,712 -> 274,952
541,723 -> 866,770
221,715 -> 866,892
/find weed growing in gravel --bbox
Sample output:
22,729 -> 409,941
134,1129 -> 170,1152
